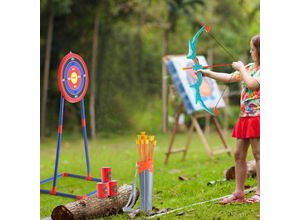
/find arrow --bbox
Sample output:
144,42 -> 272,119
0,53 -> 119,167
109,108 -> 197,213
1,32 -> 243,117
182,63 -> 232,71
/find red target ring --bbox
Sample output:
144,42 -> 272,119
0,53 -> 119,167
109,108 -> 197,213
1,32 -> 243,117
58,52 -> 89,103
67,67 -> 81,89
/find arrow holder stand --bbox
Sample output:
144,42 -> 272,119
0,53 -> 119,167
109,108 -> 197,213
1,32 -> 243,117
123,132 -> 155,214
138,160 -> 154,213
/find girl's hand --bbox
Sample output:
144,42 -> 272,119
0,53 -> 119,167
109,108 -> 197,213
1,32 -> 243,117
198,69 -> 210,77
232,61 -> 246,72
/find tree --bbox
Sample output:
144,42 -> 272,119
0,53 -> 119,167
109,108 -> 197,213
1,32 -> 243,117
162,0 -> 204,132
40,0 -> 73,139
89,4 -> 101,140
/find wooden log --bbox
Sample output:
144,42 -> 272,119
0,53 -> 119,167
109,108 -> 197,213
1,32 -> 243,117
51,184 -> 139,220
224,160 -> 257,180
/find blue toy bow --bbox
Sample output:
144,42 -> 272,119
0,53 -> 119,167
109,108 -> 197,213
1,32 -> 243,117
186,25 -> 214,115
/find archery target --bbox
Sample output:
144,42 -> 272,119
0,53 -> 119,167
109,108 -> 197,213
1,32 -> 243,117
58,52 -> 89,103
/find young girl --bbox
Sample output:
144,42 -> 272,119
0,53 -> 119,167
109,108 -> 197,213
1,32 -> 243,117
200,35 -> 260,204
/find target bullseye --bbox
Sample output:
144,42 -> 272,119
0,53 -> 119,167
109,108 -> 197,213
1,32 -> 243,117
58,52 -> 89,103
67,67 -> 81,89
70,72 -> 78,84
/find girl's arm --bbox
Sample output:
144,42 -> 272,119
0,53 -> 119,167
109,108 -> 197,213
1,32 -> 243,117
232,61 -> 260,90
198,69 -> 240,83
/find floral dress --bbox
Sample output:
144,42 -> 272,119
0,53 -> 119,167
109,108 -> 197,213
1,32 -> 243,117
235,63 -> 260,117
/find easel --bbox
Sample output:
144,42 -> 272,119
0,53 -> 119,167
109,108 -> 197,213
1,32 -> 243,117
164,103 -> 231,165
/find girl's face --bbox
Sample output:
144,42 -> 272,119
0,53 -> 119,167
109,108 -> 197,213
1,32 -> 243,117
250,41 -> 257,62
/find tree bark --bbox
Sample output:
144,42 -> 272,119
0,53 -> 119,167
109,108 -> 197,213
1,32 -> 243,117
224,160 -> 256,180
51,184 -> 139,220
89,7 -> 101,140
41,13 -> 54,139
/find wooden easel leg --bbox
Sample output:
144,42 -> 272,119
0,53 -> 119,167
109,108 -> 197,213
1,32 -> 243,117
191,115 -> 213,158
162,58 -> 168,133
182,122 -> 194,161
164,104 -> 183,165
204,115 -> 210,135
211,116 -> 231,156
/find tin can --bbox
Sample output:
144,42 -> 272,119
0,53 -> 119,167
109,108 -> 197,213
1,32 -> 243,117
101,167 -> 112,182
96,182 -> 108,198
108,180 -> 118,196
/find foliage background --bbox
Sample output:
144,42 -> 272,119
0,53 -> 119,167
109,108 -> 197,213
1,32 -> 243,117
40,0 -> 260,137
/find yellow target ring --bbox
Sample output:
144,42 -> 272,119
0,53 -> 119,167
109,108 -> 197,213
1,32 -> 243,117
70,72 -> 78,84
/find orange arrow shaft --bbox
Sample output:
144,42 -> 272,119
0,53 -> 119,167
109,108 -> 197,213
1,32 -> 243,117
182,63 -> 232,70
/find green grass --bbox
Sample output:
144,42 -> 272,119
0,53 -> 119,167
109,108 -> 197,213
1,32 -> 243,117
40,131 -> 259,219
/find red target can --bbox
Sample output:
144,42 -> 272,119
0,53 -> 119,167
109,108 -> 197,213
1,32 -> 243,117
101,167 -> 112,182
96,182 -> 108,198
108,180 -> 118,196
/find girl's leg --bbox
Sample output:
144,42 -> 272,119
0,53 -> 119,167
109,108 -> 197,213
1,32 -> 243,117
219,138 -> 250,204
250,138 -> 260,194
234,138 -> 250,193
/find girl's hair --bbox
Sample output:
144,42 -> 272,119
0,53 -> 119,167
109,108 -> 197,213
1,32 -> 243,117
251,35 -> 260,66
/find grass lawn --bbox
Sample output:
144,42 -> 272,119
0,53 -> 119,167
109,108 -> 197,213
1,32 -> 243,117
40,130 -> 259,219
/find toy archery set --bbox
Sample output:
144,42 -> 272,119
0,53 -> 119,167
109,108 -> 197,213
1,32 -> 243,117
42,24 -> 239,219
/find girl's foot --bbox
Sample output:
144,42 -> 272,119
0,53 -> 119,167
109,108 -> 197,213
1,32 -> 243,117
219,191 -> 247,205
247,193 -> 260,203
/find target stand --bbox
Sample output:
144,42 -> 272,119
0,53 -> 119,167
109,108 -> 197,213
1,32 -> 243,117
40,52 -> 101,199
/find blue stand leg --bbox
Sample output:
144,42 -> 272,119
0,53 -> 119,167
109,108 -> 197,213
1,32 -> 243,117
40,96 -> 97,198
80,98 -> 91,176
52,95 -> 65,192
